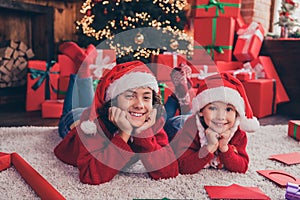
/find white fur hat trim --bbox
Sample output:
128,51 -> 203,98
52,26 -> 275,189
80,120 -> 97,135
192,86 -> 259,132
105,72 -> 159,101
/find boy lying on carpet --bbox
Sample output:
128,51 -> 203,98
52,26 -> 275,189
54,51 -> 178,184
171,72 -> 260,174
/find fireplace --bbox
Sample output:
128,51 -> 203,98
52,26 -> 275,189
0,0 -> 54,106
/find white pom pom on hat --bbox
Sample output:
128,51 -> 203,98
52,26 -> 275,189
192,72 -> 260,132
80,61 -> 159,135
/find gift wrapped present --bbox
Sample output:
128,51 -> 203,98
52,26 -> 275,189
192,0 -> 241,18
250,56 -> 289,104
243,61 -> 265,79
58,54 -> 76,77
234,69 -> 256,81
233,22 -> 265,61
216,61 -> 243,72
0,152 -> 11,172
26,60 -> 60,111
193,17 -> 235,61
242,79 -> 276,118
232,62 -> 256,81
151,52 -> 187,81
158,82 -> 174,104
57,76 -> 70,99
89,49 -> 116,79
235,13 -> 247,32
288,120 -> 300,141
41,99 -> 64,118
286,182 -> 300,200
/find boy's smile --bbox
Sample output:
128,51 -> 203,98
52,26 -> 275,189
117,87 -> 153,128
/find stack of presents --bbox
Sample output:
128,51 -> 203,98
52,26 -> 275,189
151,0 -> 290,120
25,0 -> 298,141
25,48 -> 116,118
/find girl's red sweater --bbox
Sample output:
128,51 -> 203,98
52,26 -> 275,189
171,115 -> 249,174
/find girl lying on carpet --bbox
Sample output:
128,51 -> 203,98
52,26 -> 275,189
171,72 -> 260,174
54,49 -> 178,184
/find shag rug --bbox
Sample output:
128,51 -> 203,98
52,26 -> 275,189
0,125 -> 299,200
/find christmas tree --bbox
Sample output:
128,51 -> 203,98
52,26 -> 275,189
275,0 -> 300,38
76,0 -> 192,63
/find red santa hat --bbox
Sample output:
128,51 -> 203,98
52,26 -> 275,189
80,60 -> 159,135
192,72 -> 260,132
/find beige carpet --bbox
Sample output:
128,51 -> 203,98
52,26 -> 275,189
0,125 -> 299,200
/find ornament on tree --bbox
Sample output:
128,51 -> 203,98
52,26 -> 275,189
76,0 -> 192,62
134,33 -> 145,45
170,39 -> 179,50
86,9 -> 92,17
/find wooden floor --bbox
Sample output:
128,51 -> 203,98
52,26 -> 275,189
0,102 -> 292,127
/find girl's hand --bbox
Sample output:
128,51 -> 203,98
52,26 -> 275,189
134,109 -> 157,135
218,130 -> 231,152
205,128 -> 219,153
109,106 -> 133,135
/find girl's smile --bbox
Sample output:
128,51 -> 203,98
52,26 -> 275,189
199,101 -> 237,134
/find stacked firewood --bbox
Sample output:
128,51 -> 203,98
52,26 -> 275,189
0,40 -> 35,88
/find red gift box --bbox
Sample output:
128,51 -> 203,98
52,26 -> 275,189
58,76 -> 70,99
235,71 -> 256,81
188,63 -> 219,87
41,99 -> 64,118
233,22 -> 265,62
235,13 -> 247,32
151,53 -> 187,81
250,56 -> 289,104
193,17 -> 235,61
90,49 -> 116,79
216,61 -> 243,72
192,0 -> 241,18
26,60 -> 60,111
0,152 -> 11,172
242,79 -> 276,118
58,54 -> 76,77
288,120 -> 300,141
158,81 -> 174,104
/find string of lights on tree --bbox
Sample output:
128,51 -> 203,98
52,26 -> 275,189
76,0 -> 193,63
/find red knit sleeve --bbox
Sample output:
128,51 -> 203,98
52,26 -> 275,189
76,130 -> 136,185
218,129 -> 249,173
172,115 -> 214,175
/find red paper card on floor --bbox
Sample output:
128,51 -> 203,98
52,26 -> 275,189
257,170 -> 300,187
269,152 -> 300,165
204,184 -> 270,199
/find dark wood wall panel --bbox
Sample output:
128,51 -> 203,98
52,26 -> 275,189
260,39 -> 300,118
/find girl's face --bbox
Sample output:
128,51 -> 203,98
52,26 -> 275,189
117,87 -> 153,128
199,101 -> 237,134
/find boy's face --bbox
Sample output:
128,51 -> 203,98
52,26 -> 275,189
199,101 -> 237,134
117,87 -> 153,128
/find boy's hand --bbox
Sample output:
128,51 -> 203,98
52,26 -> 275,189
109,106 -> 133,135
134,109 -> 157,135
